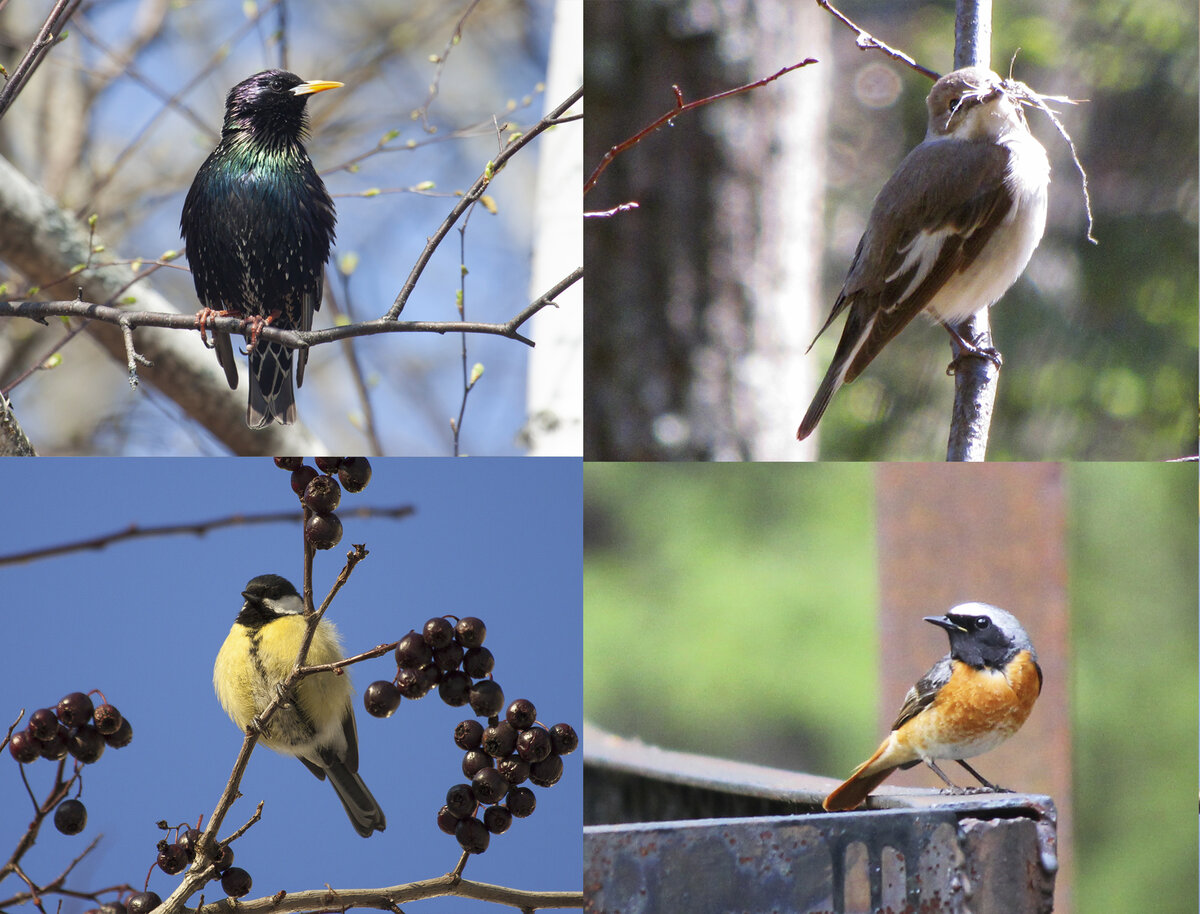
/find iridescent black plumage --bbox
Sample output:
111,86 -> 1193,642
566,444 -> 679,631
181,69 -> 339,428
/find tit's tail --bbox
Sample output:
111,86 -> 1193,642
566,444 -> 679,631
324,757 -> 386,837
822,736 -> 909,812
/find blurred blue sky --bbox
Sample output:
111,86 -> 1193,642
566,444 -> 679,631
0,458 -> 582,911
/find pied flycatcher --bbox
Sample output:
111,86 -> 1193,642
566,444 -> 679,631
797,67 -> 1050,441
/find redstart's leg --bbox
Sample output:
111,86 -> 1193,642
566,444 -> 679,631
956,759 -> 1012,792
924,760 -> 966,792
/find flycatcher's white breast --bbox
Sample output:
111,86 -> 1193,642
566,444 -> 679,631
924,132 -> 1049,324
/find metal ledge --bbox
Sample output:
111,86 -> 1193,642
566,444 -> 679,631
585,725 -> 1057,913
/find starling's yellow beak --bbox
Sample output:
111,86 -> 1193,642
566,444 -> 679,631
291,79 -> 344,97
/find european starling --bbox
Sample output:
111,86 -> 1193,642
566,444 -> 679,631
181,69 -> 341,428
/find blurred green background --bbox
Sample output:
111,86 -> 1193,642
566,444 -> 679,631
583,462 -> 1197,913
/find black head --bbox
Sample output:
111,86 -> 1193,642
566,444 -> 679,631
221,69 -> 343,142
237,573 -> 304,627
924,602 -> 1036,669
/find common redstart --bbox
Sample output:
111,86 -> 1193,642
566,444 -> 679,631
823,602 -> 1041,812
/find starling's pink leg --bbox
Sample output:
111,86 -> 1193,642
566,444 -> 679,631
195,307 -> 241,349
243,310 -> 283,355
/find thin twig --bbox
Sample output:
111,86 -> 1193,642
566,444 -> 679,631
815,0 -> 939,80
0,0 -> 83,122
388,86 -> 582,319
0,506 -> 413,567
414,0 -> 485,133
584,61 -> 817,195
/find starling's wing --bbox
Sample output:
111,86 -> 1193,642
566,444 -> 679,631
890,654 -> 954,731
295,157 -> 334,390
296,286 -> 319,388
797,140 -> 1013,440
181,155 -> 241,391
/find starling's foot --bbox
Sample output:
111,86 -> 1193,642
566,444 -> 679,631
242,310 -> 283,355
195,307 -> 241,349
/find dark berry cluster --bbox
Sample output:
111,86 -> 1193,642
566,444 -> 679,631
7,691 -> 132,836
363,616 -> 578,855
137,825 -> 246,905
273,457 -> 372,550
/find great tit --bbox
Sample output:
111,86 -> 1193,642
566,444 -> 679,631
213,574 -> 385,837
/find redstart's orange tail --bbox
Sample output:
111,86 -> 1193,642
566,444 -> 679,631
822,766 -> 898,811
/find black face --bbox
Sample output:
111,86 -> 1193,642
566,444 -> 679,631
236,574 -> 301,628
939,611 -> 1017,669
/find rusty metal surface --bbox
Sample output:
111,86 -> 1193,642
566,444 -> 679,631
586,804 -> 1056,914
584,726 -> 1058,913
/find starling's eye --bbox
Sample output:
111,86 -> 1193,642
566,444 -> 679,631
946,95 -> 962,111
975,616 -> 990,629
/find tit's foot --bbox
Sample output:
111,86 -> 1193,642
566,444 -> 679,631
195,307 -> 241,349
272,681 -> 294,706
242,310 -> 283,355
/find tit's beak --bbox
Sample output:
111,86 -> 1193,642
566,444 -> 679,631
291,79 -> 344,97
924,614 -> 966,634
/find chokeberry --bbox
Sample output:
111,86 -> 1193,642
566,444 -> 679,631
454,720 -> 484,750
54,798 -> 87,835
454,816 -> 489,854
423,617 -> 455,650
468,680 -> 505,718
483,805 -> 513,834
8,730 -> 39,764
221,867 -> 252,898
126,892 -> 162,914
57,692 -> 94,727
28,708 -> 59,741
550,722 -> 579,754
337,457 -> 371,493
67,725 -> 105,764
454,617 -> 487,648
304,512 -> 343,550
93,704 -> 123,736
506,786 -> 536,818
530,754 -> 564,787
505,699 -> 537,731
363,680 -> 402,718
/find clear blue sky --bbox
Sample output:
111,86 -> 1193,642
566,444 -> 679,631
0,458 -> 582,911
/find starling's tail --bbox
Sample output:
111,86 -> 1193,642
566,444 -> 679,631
247,342 -> 296,428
